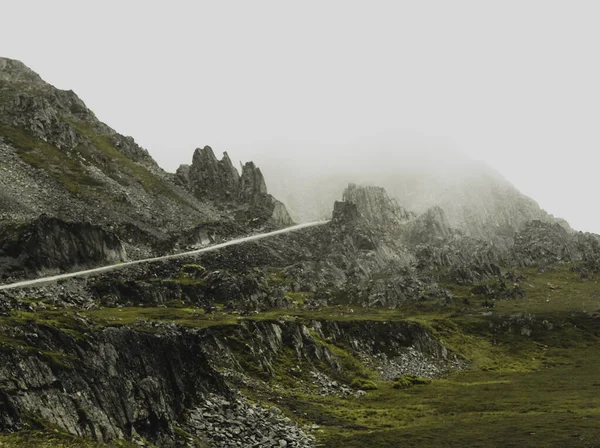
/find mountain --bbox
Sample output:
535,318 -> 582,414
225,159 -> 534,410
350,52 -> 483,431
0,57 -> 291,278
2,59 -> 600,448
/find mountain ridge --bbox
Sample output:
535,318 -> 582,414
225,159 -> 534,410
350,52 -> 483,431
0,57 -> 293,278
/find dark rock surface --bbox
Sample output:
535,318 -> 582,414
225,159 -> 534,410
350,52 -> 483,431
179,145 -> 293,226
0,215 -> 126,277
0,317 -> 459,447
0,325 -> 228,445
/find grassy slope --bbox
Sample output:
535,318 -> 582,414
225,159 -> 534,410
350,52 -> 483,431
1,266 -> 600,446
0,433 -> 140,448
0,92 -> 192,207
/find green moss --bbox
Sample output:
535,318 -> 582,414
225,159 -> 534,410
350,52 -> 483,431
0,124 -> 106,196
40,350 -> 75,370
392,374 -> 431,389
284,291 -> 314,307
266,269 -> 292,288
173,426 -> 208,448
350,378 -> 378,390
181,264 -> 206,273
67,119 -> 192,205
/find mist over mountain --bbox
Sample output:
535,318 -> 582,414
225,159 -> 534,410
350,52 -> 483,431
258,135 -> 569,242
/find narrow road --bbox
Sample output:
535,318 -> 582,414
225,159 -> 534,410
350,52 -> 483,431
0,220 -> 330,291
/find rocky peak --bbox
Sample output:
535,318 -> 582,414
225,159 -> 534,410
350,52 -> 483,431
186,146 -> 241,200
240,161 -> 268,201
180,146 -> 294,226
406,206 -> 453,245
332,201 -> 361,224
342,183 -> 413,230
0,58 -> 45,85
0,58 -> 156,166
175,164 -> 191,186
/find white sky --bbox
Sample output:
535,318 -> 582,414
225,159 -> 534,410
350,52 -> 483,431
2,1 -> 599,232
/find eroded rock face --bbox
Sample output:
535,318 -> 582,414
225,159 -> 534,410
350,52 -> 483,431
0,215 -> 126,275
0,316 -> 460,447
405,206 -> 453,246
332,201 -> 361,224
511,220 -> 576,267
0,325 -> 228,445
0,58 -> 45,84
342,183 -> 413,229
240,161 -> 268,201
187,146 -> 240,200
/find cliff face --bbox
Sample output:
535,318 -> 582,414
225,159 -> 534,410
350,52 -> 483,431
0,215 -> 126,276
0,311 -> 458,447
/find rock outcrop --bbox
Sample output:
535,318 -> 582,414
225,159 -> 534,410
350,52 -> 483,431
342,183 -> 413,230
178,146 -> 293,226
0,215 -> 127,277
240,161 -> 268,201
0,58 -> 45,85
0,314 -> 459,447
511,220 -> 576,267
186,147 -> 240,200
405,206 -> 453,246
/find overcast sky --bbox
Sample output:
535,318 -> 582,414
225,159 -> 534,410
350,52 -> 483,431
2,1 -> 599,232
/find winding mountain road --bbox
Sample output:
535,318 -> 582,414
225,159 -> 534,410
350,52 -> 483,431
0,220 -> 330,291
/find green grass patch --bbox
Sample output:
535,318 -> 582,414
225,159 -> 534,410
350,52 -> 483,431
67,119 -> 192,205
392,374 -> 431,389
0,124 -> 106,196
0,429 -> 145,447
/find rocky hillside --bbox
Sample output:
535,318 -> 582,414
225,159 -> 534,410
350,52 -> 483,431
0,58 -> 292,278
2,58 -> 600,448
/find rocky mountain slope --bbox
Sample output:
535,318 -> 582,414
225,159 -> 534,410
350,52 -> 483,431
0,58 -> 292,279
2,58 -> 600,448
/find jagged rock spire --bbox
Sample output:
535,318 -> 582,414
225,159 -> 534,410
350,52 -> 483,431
186,146 -> 241,200
179,146 -> 293,225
